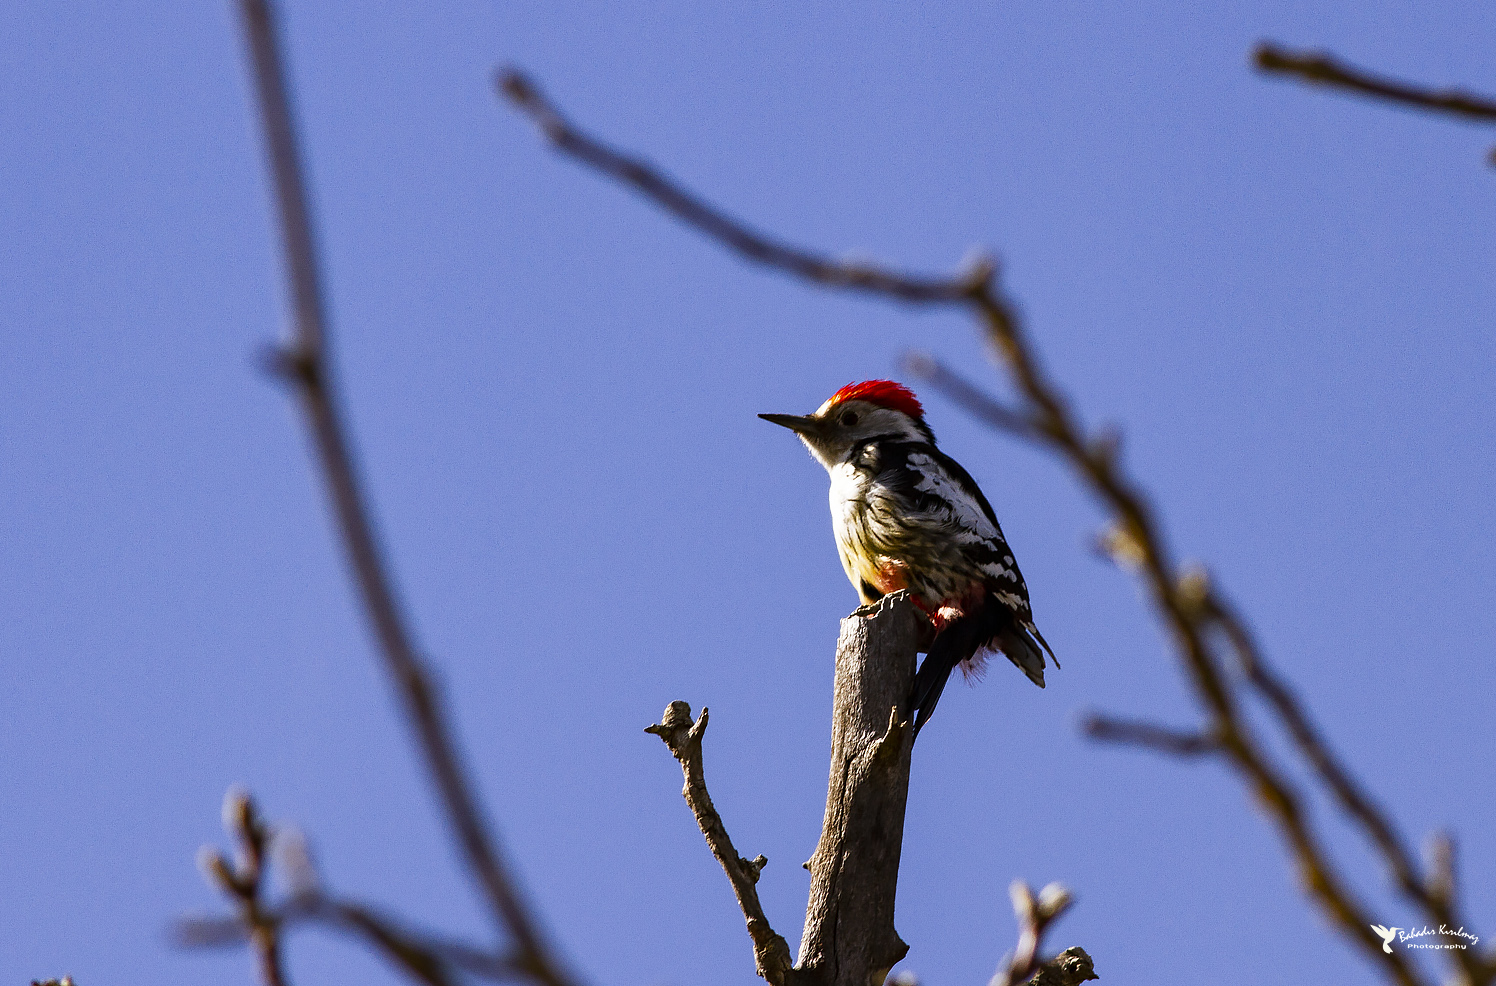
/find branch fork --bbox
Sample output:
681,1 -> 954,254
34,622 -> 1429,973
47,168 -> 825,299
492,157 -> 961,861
646,595 -> 995,986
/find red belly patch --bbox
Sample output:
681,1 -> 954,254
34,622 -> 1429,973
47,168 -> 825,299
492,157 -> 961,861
913,581 -> 987,633
873,559 -> 910,595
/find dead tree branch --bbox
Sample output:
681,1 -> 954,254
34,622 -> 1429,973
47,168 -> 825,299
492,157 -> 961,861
646,702 -> 798,985
233,3 -> 574,985
497,73 -> 1488,986
646,593 -> 933,986
796,592 -> 923,986
1026,949 -> 1099,986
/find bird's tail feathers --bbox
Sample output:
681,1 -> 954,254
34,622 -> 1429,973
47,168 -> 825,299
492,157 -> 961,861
912,608 -> 994,737
997,625 -> 1047,688
911,604 -> 1055,738
911,657 -> 954,738
1026,622 -> 1059,669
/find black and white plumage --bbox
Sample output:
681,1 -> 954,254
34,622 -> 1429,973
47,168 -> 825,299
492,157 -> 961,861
761,380 -> 1055,736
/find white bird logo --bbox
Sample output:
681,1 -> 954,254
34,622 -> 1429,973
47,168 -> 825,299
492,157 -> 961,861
1371,925 -> 1401,953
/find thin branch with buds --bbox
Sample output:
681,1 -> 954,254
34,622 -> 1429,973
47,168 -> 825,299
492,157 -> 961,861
196,790 -> 292,986
921,357 -> 1487,986
182,862 -> 522,986
909,362 -> 1449,986
231,3 -> 576,985
184,791 -> 529,986
987,883 -> 1094,986
497,72 -> 1488,986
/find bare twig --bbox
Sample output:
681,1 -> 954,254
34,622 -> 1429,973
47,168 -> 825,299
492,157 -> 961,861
914,359 -> 1441,986
235,4 -> 574,985
197,789 -> 291,986
495,74 -> 1489,986
646,702 -> 797,985
987,883 -> 1092,986
1081,713 -> 1219,757
1255,43 -> 1496,122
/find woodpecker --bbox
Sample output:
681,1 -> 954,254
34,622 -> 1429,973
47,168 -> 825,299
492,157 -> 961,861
761,380 -> 1054,736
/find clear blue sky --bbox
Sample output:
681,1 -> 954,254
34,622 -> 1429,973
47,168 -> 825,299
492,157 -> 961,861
3,1 -> 1493,984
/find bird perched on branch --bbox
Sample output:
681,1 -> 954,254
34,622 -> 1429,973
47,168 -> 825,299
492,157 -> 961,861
761,380 -> 1054,736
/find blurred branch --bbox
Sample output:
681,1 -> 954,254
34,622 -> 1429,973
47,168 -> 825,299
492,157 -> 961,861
1205,591 -> 1486,985
987,883 -> 1092,986
646,702 -> 797,985
496,71 -> 1491,986
235,3 -> 575,985
1255,42 -> 1496,165
1080,713 -> 1219,758
903,351 -> 1039,440
912,358 -> 1440,986
180,892 -> 520,986
1255,43 -> 1496,121
497,70 -> 983,302
184,794 -> 522,986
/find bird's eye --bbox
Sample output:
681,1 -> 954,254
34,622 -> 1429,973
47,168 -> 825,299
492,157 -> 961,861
839,411 -> 859,427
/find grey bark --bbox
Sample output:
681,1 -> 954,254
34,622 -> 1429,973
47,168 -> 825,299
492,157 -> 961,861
795,591 -> 925,986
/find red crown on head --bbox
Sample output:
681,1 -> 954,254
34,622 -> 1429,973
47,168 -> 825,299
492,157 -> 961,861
825,380 -> 923,419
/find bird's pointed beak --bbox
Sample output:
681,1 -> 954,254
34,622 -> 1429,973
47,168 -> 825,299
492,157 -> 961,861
758,413 -> 821,435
